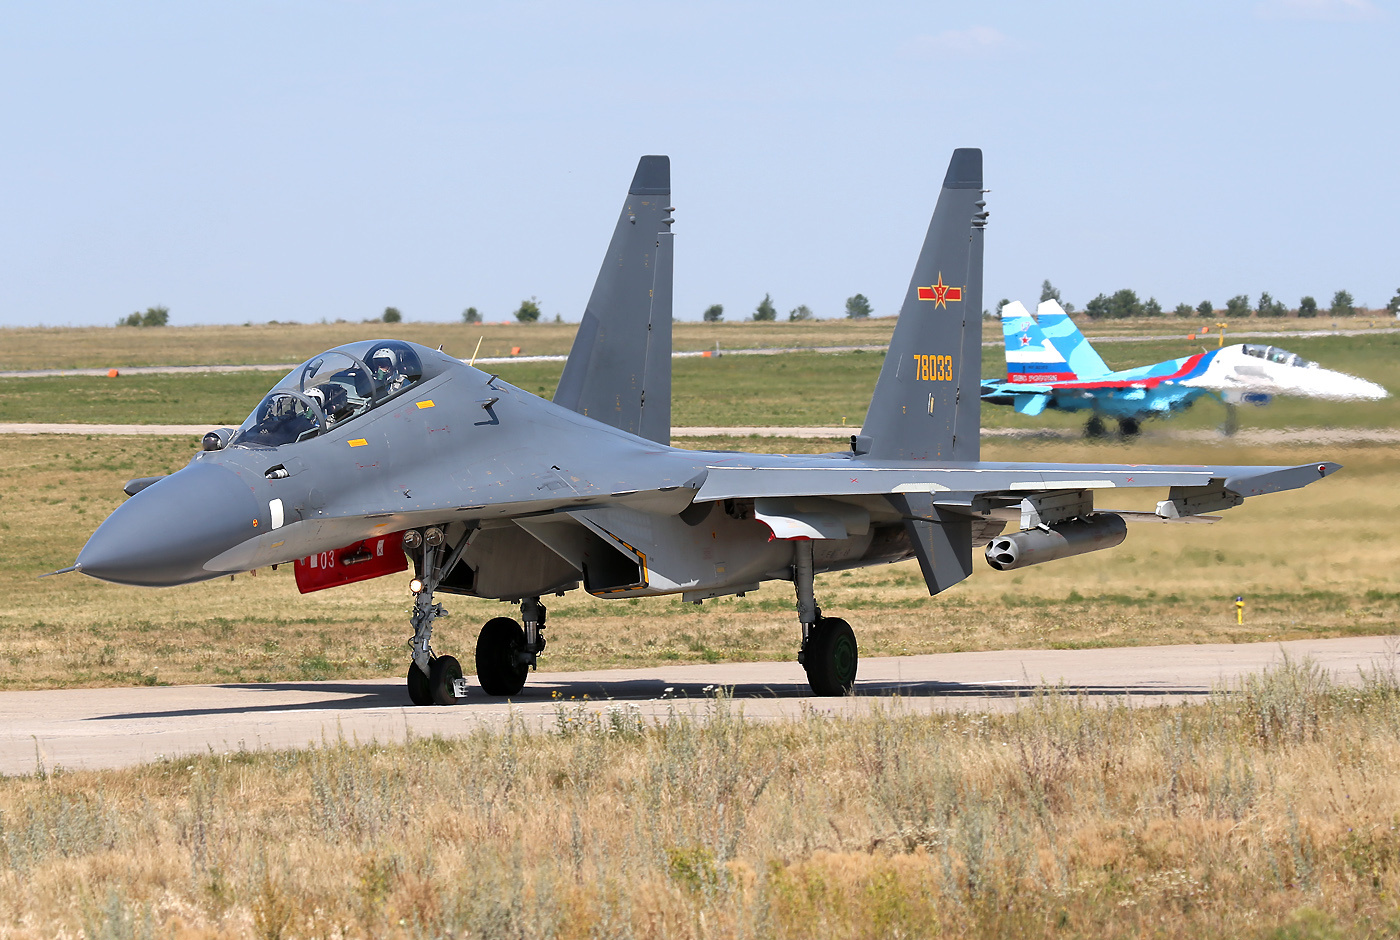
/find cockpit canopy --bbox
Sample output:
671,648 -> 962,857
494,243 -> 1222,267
1240,344 -> 1316,370
230,340 -> 444,449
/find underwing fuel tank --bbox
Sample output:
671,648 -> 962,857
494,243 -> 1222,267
984,513 -> 1128,571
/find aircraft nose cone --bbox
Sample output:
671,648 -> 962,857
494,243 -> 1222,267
77,462 -> 263,586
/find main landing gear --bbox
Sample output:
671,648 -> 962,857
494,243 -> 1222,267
402,527 -> 547,705
792,541 -> 858,696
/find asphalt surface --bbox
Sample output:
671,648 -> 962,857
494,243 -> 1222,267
3,636 -> 1394,775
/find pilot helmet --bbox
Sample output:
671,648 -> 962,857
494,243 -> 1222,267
372,348 -> 398,374
305,386 -> 326,412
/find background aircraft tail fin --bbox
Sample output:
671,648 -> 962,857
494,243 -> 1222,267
1000,301 -> 1075,383
554,156 -> 673,444
1035,299 -> 1111,379
861,148 -> 985,462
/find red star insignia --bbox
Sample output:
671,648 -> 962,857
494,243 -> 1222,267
916,273 -> 964,309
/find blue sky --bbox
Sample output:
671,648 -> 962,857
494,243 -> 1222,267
1,0 -> 1395,327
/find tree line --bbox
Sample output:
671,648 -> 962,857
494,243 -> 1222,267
1026,280 -> 1400,321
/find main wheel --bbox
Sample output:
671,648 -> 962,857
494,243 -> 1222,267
429,655 -> 464,705
1118,416 -> 1140,438
1085,415 -> 1107,439
407,661 -> 432,706
476,617 -> 528,697
804,617 -> 858,696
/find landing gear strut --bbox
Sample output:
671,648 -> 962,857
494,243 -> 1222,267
475,597 -> 547,697
405,527 -> 471,706
793,541 -> 857,696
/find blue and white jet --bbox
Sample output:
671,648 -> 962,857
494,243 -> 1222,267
981,300 -> 1388,437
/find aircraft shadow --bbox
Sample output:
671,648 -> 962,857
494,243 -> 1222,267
88,676 -> 1208,722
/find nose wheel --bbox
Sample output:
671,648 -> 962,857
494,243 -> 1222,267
404,528 -> 472,706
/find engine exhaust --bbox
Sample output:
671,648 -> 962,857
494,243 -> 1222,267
984,513 -> 1128,571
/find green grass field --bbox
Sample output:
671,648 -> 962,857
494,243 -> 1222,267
2,332 -> 1395,432
0,319 -> 1395,692
0,313 -> 1391,370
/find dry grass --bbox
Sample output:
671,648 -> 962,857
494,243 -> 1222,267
4,661 -> 1400,937
0,433 -> 1394,692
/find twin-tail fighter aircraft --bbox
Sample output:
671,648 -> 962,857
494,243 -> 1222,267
982,299 -> 1388,437
66,150 -> 1342,702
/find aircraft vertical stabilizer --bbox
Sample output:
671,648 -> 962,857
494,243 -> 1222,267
862,149 -> 985,462
555,155 -> 673,443
1034,299 -> 1110,379
1000,301 -> 1073,384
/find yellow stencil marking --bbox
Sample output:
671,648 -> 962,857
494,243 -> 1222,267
914,354 -> 953,382
348,438 -> 368,447
416,400 -> 435,409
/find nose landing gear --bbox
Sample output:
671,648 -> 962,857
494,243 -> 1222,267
405,527 -> 471,706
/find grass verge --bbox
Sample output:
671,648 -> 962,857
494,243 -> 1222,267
4,661 -> 1400,937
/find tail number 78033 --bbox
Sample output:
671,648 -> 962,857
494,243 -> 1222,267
915,354 -> 953,382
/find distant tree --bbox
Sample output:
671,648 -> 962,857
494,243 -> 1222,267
844,294 -> 872,319
1196,300 -> 1214,318
1084,293 -> 1111,319
1062,301 -> 1076,313
1143,297 -> 1163,318
788,304 -> 814,321
1387,289 -> 1400,316
515,297 -> 541,323
1039,279 -> 1061,304
1107,289 -> 1142,319
382,306 -> 403,323
462,306 -> 482,324
1173,302 -> 1195,318
1225,294 -> 1250,319
553,313 -> 563,323
122,307 -> 169,327
702,303 -> 724,323
1256,291 -> 1286,318
1330,289 -> 1355,317
752,293 -> 777,321
1298,295 -> 1318,318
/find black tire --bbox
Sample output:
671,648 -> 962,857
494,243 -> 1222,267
407,660 -> 433,706
476,617 -> 528,697
429,655 -> 464,706
1118,416 -> 1140,438
1085,415 -> 1107,439
804,617 -> 858,696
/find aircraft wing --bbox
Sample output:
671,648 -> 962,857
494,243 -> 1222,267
693,457 -> 1340,504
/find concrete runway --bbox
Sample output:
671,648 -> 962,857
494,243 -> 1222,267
2,636 -> 1393,775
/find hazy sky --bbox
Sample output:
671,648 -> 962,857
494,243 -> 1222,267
2,0 -> 1396,328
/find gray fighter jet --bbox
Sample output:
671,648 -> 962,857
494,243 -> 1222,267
68,151 -> 1340,702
